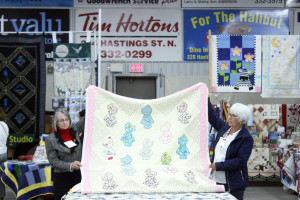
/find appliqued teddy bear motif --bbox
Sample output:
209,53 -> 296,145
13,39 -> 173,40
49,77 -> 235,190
102,172 -> 118,190
120,155 -> 136,176
143,169 -> 159,188
177,102 -> 191,124
184,170 -> 198,184
102,137 -> 116,160
104,104 -> 118,127
121,122 -> 136,147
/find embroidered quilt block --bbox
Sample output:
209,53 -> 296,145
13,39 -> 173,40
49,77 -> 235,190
262,35 -> 300,97
211,35 -> 261,92
81,83 -> 224,193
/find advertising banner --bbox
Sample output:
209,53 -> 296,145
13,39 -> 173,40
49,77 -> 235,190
75,0 -> 180,8
0,9 -> 70,60
182,0 -> 284,8
75,9 -> 181,61
0,0 -> 73,7
184,9 -> 289,61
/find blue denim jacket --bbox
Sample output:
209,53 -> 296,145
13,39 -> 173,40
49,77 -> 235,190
208,100 -> 253,192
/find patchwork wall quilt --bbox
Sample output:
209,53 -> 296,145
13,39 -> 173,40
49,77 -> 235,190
250,104 -> 282,132
262,35 -> 300,98
211,35 -> 261,93
0,36 -> 45,137
81,83 -> 224,193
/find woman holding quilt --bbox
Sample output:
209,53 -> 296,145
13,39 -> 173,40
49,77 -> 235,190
208,99 -> 253,200
45,108 -> 82,200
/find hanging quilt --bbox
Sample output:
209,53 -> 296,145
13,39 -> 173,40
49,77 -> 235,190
80,83 -> 224,194
0,36 -> 45,137
211,35 -> 261,92
53,43 -> 92,96
262,35 -> 300,97
250,104 -> 282,132
286,104 -> 300,133
247,147 -> 280,182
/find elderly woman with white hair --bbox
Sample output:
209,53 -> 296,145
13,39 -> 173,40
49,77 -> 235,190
208,99 -> 253,200
45,108 -> 83,200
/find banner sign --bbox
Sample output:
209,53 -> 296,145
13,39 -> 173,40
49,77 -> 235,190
75,0 -> 180,8
0,0 -> 73,7
183,9 -> 289,61
0,9 -> 70,60
182,0 -> 284,8
8,134 -> 36,147
75,9 -> 181,61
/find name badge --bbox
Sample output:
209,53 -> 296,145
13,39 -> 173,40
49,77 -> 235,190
64,140 -> 77,148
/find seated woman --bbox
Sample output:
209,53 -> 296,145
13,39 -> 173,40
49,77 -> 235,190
45,108 -> 82,200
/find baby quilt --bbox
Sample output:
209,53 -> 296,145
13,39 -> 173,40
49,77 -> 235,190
80,83 -> 224,193
262,35 -> 300,98
211,35 -> 261,93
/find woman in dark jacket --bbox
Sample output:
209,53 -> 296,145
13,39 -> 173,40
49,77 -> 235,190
45,108 -> 82,200
208,99 -> 253,200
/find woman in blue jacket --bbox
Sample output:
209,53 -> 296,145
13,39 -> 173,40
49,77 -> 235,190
208,99 -> 253,200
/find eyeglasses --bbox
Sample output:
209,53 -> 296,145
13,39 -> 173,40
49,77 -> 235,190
228,113 -> 238,119
57,118 -> 70,123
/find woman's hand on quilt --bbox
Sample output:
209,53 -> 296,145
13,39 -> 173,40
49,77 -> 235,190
209,163 -> 216,170
71,161 -> 82,170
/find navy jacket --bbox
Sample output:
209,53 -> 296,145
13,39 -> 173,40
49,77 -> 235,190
208,100 -> 253,192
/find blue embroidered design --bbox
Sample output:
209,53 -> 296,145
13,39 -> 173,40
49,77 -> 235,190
139,138 -> 154,160
141,105 -> 154,129
121,122 -> 136,147
120,155 -> 136,176
176,134 -> 190,159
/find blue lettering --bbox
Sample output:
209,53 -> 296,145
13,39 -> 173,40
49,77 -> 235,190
10,19 -> 26,32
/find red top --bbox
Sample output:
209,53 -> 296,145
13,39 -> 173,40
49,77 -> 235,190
58,127 -> 74,142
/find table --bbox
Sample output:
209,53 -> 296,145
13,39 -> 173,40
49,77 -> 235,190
62,192 -> 237,200
0,160 -> 53,200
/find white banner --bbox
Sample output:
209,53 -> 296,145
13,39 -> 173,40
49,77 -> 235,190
75,9 -> 181,61
75,0 -> 180,8
182,0 -> 284,8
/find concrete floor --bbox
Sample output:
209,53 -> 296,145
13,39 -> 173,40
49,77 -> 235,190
3,185 -> 299,199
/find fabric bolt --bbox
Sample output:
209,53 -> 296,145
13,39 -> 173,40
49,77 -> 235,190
262,35 -> 300,98
211,35 -> 261,93
0,153 -> 7,198
80,83 -> 224,193
0,36 -> 45,137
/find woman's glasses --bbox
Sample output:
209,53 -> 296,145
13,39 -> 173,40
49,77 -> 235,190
228,113 -> 238,119
57,118 -> 70,123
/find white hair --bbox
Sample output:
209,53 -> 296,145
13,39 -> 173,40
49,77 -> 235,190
230,103 -> 250,124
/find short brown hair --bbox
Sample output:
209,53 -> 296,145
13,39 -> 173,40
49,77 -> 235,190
0,107 -> 7,121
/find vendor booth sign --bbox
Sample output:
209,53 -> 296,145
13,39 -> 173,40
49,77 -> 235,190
184,9 -> 289,61
8,134 -> 36,147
